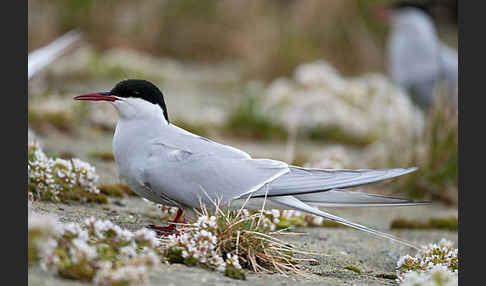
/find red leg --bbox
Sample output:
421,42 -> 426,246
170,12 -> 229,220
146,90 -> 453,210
148,208 -> 184,236
172,208 -> 183,223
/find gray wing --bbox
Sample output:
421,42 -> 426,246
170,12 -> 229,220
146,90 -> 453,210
167,124 -> 251,159
295,189 -> 429,207
28,30 -> 81,80
245,166 -> 417,198
141,139 -> 288,209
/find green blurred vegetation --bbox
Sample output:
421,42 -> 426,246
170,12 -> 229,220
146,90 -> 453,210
223,90 -> 379,146
393,94 -> 458,204
224,92 -> 288,141
391,216 -> 458,231
224,98 -> 379,146
28,0 -> 456,81
307,125 -> 377,147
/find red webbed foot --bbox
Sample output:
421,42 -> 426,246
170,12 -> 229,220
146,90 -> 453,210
147,223 -> 179,236
147,208 -> 186,237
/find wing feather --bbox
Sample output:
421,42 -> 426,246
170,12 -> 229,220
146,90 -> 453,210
295,189 -> 430,207
247,166 -> 417,198
142,140 -> 288,209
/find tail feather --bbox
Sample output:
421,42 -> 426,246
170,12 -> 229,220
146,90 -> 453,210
270,196 -> 420,249
251,166 -> 417,198
295,189 -> 431,207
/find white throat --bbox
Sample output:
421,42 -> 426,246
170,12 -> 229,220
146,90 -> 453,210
111,97 -> 168,123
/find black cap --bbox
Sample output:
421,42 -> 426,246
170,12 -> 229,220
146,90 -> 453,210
390,0 -> 432,15
110,79 -> 169,122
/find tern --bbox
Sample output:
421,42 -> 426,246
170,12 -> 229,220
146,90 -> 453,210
384,1 -> 458,110
75,79 -> 429,249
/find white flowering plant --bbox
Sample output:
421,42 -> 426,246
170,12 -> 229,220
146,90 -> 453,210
28,211 -> 61,265
29,212 -> 161,285
28,140 -> 106,203
144,199 -> 340,233
396,239 -> 458,285
263,61 -> 425,149
165,215 -> 237,276
28,210 -> 312,284
399,264 -> 458,286
161,204 -> 316,280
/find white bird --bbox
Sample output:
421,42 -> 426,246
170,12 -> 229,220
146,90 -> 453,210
75,79 -> 429,249
28,29 -> 82,80
386,2 -> 458,110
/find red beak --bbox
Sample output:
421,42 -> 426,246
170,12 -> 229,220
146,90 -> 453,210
74,92 -> 118,102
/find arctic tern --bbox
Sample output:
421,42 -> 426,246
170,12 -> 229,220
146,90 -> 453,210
75,79 -> 429,249
385,2 -> 458,109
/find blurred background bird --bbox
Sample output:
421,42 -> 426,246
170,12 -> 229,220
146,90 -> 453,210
376,0 -> 458,111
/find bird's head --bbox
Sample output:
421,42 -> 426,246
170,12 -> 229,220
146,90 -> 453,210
74,79 -> 169,123
371,1 -> 431,23
390,1 -> 431,13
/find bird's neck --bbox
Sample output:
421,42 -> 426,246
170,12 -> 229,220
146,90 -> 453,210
115,115 -> 169,143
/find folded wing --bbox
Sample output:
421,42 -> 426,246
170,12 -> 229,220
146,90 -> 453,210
246,166 -> 417,198
295,189 -> 430,207
142,140 -> 289,208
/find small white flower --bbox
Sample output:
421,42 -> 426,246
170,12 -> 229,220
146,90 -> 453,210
271,209 -> 280,218
120,246 -> 137,258
396,239 -> 457,283
226,253 -> 242,270
312,216 -> 324,226
134,228 -> 160,247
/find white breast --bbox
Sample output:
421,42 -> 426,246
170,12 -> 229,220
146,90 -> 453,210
113,118 -> 166,203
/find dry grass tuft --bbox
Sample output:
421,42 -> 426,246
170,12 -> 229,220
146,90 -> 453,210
161,199 -> 319,278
